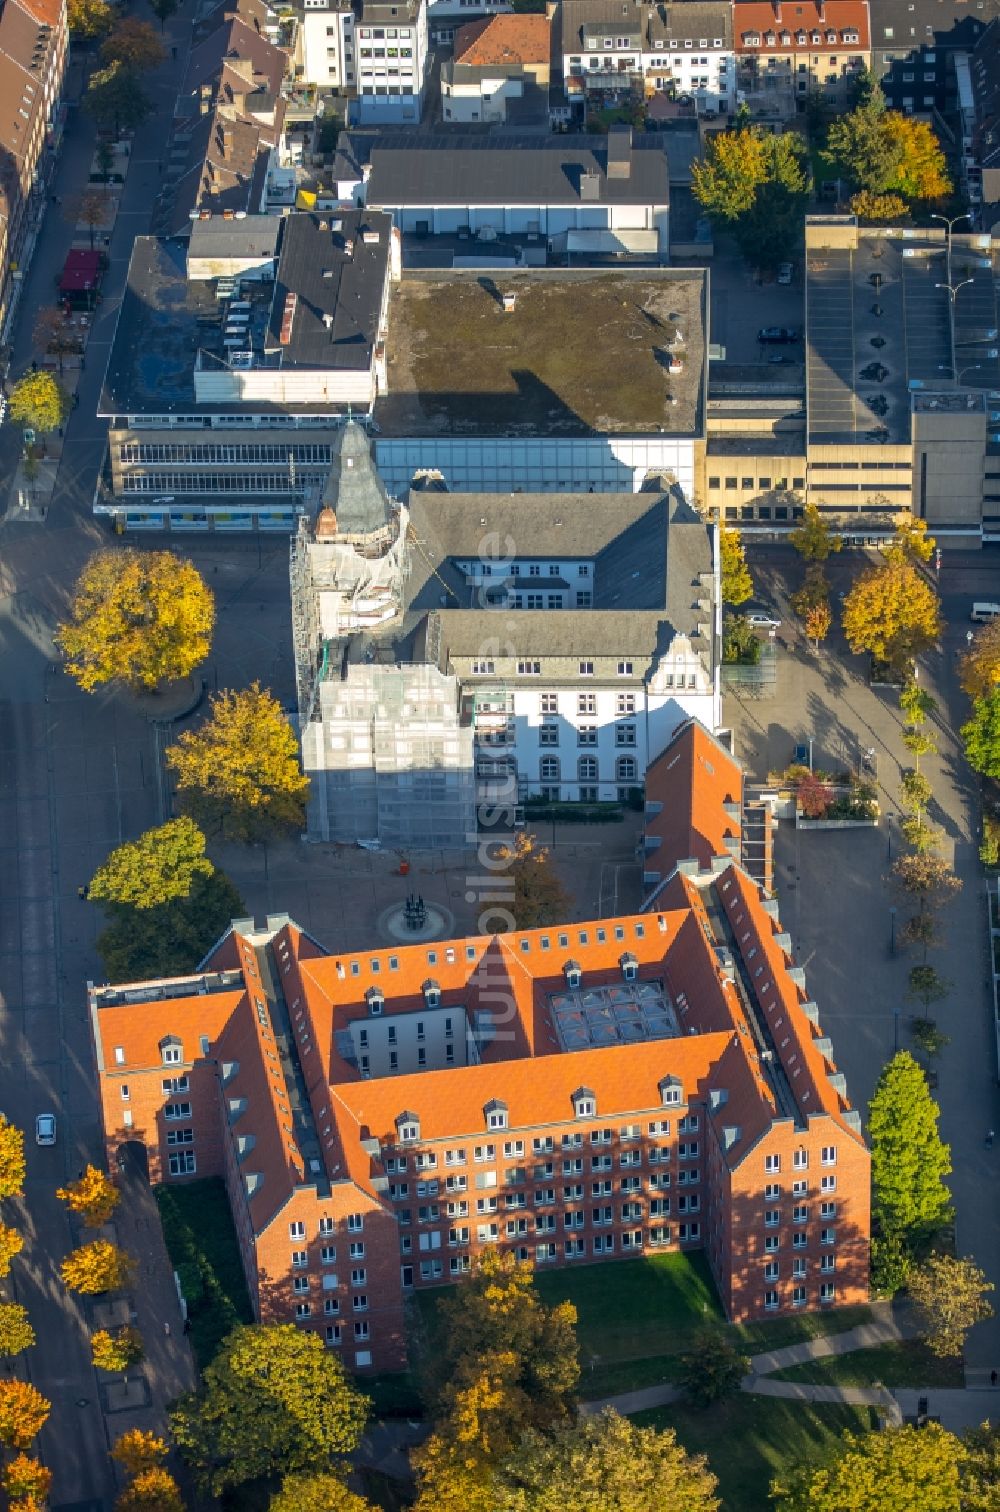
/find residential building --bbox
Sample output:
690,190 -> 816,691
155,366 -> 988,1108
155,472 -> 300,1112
0,0 -> 68,335
699,215 -> 1000,541
336,124 -> 672,261
868,0 -> 999,117
558,0 -> 736,116
441,13 -> 551,122
425,0 -> 512,47
89,718 -> 870,1372
291,424 -> 720,842
293,0 -> 357,90
352,0 -> 429,124
733,0 -> 871,116
970,19 -> 1000,221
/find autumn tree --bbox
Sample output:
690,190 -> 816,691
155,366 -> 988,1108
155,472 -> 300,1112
57,548 -> 214,694
8,370 -> 68,436
84,60 -> 152,136
89,816 -> 213,908
890,511 -> 936,565
892,854 -> 961,918
797,772 -> 831,819
0,1382 -> 51,1449
842,556 -> 942,674
828,77 -> 951,201
2,1455 -> 52,1505
492,832 -> 571,931
115,1467 -> 185,1512
170,1323 -> 368,1495
884,112 -> 951,200
790,503 -> 843,562
57,1164 -> 120,1227
962,688 -> 1000,779
68,0 -> 113,35
900,680 -> 938,769
270,1476 -> 374,1512
61,1239 -> 136,1295
426,1249 -> 579,1429
961,1422 -> 1000,1510
0,1304 -> 34,1359
692,125 -> 809,266
166,683 -> 309,841
791,565 -> 832,648
961,620 -> 1000,701
0,1223 -> 25,1277
92,1325 -> 144,1376
900,769 -> 933,831
908,1254 -> 994,1358
850,190 -> 909,222
0,1117 -> 26,1200
802,600 -> 832,648
772,1423 -> 965,1512
112,1430 -> 169,1478
32,306 -> 78,373
496,1411 -> 719,1512
101,17 -> 166,69
719,525 -> 753,606
679,1332 -> 748,1408
64,187 -> 108,249
868,1052 -> 952,1289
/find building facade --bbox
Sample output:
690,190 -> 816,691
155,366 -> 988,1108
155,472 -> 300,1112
352,0 -> 429,123
441,13 -> 551,122
733,0 -> 871,114
559,0 -> 736,115
89,720 -> 869,1373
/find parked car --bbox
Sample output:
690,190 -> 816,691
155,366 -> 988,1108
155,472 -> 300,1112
35,1114 -> 56,1146
746,612 -> 782,630
777,262 -> 793,285
766,354 -> 793,364
758,327 -> 799,344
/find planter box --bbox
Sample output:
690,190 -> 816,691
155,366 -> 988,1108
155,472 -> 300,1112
796,813 -> 879,830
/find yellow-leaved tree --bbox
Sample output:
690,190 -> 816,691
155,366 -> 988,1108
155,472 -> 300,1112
0,1223 -> 24,1278
2,1453 -> 52,1505
961,619 -> 1000,701
0,1381 -> 51,1449
57,548 -> 215,693
0,1304 -> 35,1359
92,1325 -> 144,1376
57,1164 -> 120,1228
0,1117 -> 26,1199
115,1466 -> 185,1512
842,557 -> 942,674
111,1429 -> 169,1478
61,1239 -> 136,1295
166,682 -> 310,840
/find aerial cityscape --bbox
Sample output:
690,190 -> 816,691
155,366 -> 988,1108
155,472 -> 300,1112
0,0 -> 999,1504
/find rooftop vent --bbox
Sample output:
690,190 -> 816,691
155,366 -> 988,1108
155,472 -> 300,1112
279,291 -> 298,345
502,292 -> 517,313
580,169 -> 601,201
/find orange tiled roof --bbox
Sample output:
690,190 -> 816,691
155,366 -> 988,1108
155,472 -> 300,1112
733,0 -> 870,50
453,12 -> 550,67
645,719 -> 743,873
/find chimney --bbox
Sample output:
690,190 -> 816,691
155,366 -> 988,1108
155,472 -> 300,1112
607,123 -> 632,179
222,123 -> 234,153
816,0 -> 825,18
773,0 -> 781,18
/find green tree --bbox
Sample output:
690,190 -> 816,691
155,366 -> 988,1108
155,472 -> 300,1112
692,126 -> 808,267
148,0 -> 178,27
901,769 -> 933,824
94,864 -> 245,983
89,817 -> 213,909
166,682 -> 310,841
493,833 -> 572,930
772,1422 -> 965,1512
906,963 -> 950,1018
0,1304 -> 34,1358
56,548 -> 215,693
426,1249 -> 579,1430
270,1475 -> 374,1512
84,60 -> 152,136
169,1323 -> 368,1496
961,688 -> 1000,779
842,557 -> 942,674
868,1052 -> 952,1279
92,1325 -> 144,1377
497,1410 -> 720,1512
722,614 -> 762,665
101,17 -> 166,69
8,370 -> 68,436
68,0 -> 113,35
908,1255 -> 994,1359
719,526 -> 753,606
828,77 -> 951,202
96,138 -> 116,184
790,504 -> 843,562
679,1332 -> 748,1408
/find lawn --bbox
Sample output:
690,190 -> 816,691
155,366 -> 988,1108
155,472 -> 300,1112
770,1339 -> 964,1391
634,1395 -> 875,1512
155,1177 -> 254,1369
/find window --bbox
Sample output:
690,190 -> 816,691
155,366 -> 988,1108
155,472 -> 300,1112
615,724 -> 636,746
764,1183 -> 780,1200
517,660 -> 541,675
578,693 -> 596,715
793,1149 -> 808,1170
347,1214 -> 364,1232
120,1085 -> 130,1101
792,1204 -> 807,1223
617,660 -> 633,676
162,1076 -> 189,1094
792,1285 -> 807,1306
167,1148 -> 196,1177
616,693 -> 635,716
764,1208 -> 780,1228
820,1175 -> 836,1193
764,1154 -> 780,1174
291,1250 -> 308,1269
541,693 -> 557,714
161,1041 -> 183,1065
295,1301 -> 312,1318
579,661 -> 594,676
765,1233 -> 779,1252
820,1202 -> 836,1220
820,1281 -> 836,1302
166,1129 -> 193,1147
164,1102 -> 191,1121
578,757 -> 598,782
764,1260 -> 779,1281
540,757 -> 560,781
114,1047 -> 125,1065
615,756 -> 637,783
821,1145 -> 836,1166
764,1288 -> 779,1310
577,725 -> 597,746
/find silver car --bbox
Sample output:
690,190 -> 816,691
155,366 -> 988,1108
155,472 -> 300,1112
35,1114 -> 56,1146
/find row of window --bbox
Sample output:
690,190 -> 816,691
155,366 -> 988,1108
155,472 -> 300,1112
765,1283 -> 837,1307
287,1215 -> 364,1240
338,919 -> 655,985
764,1148 -> 837,1173
538,727 -> 638,753
538,756 -> 638,782
121,474 -> 324,494
390,1121 -> 691,1170
119,444 -> 333,465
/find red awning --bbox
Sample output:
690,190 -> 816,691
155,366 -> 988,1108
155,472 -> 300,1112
59,249 -> 102,293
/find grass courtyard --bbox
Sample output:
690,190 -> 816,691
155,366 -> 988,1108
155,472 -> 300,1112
771,1339 -> 964,1391
155,1177 -> 254,1368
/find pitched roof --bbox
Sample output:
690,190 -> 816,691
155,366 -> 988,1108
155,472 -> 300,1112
644,719 -> 744,871
733,0 -> 870,50
453,13 -> 550,66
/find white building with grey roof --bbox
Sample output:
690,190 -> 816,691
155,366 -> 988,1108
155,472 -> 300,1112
292,423 -> 721,847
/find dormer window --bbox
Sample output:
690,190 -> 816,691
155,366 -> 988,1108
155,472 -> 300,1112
564,960 -> 582,989
743,31 -> 760,44
160,1037 -> 183,1066
366,987 -> 384,1016
396,1111 -> 420,1143
764,30 -> 775,43
422,979 -> 441,1009
572,1086 -> 596,1119
826,29 -> 836,42
659,1075 -> 683,1107
619,953 -> 638,983
484,1099 -> 508,1131
811,30 -> 821,42
796,30 -> 806,42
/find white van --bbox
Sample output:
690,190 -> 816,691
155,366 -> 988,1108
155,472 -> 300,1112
971,603 -> 1000,623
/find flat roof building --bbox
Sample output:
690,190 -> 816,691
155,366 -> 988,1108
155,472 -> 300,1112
89,718 -> 869,1373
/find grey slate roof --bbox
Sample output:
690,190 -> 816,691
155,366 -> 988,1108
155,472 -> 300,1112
358,132 -> 670,208
265,210 -> 392,370
868,0 -> 999,52
322,420 -> 394,534
560,0 -> 733,53
186,213 -> 280,262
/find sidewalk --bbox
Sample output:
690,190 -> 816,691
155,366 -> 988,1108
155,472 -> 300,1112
746,1300 -> 919,1377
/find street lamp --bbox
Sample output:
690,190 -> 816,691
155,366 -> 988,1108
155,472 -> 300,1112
932,212 -> 972,297
935,279 -> 975,382
956,364 -> 985,386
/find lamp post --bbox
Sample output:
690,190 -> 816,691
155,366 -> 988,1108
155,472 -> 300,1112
935,279 -> 974,383
956,364 -> 984,386
931,211 -> 972,285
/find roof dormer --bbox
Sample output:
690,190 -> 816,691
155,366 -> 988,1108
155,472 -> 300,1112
564,959 -> 582,988
484,1098 -> 508,1130
619,952 -> 639,982
396,1110 -> 420,1143
422,978 -> 441,1008
658,1074 -> 684,1107
572,1086 -> 597,1118
366,986 -> 384,1016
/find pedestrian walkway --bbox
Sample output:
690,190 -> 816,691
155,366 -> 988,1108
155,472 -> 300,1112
746,1300 -> 918,1377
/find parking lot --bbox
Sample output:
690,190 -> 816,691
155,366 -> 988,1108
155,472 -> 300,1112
708,238 -> 806,364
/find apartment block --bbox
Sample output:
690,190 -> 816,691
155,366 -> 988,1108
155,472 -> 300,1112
291,422 -> 720,844
441,13 -> 550,123
733,0 -> 871,116
352,0 -> 429,124
869,0 -> 999,118
559,0 -> 736,115
89,718 -> 869,1373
